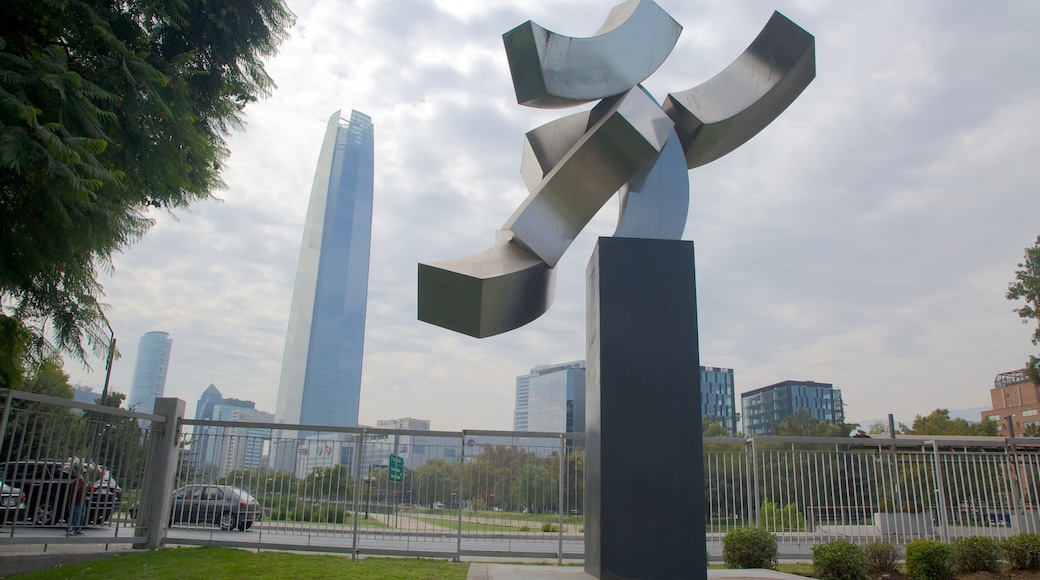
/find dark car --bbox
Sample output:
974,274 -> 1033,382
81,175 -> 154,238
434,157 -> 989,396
0,480 -> 26,525
0,460 -> 121,526
169,485 -> 260,531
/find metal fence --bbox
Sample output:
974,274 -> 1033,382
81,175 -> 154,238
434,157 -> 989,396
4,389 -> 1040,561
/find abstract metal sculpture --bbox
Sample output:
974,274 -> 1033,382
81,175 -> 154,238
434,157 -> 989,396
418,0 -> 815,338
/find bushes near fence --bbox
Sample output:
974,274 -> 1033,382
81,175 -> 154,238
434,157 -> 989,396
905,540 -> 953,580
950,536 -> 1001,573
722,527 -> 778,570
1002,533 -> 1040,570
812,540 -> 868,580
864,541 -> 900,575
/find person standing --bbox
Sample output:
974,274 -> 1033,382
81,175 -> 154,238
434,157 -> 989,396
68,464 -> 87,535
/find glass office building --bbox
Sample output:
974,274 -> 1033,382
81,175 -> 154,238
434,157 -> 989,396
273,110 -> 374,457
701,366 -> 739,434
741,380 -> 844,436
513,361 -> 586,434
127,331 -> 173,419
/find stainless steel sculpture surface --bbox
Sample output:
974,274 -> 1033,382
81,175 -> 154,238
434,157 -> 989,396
418,1 -> 815,338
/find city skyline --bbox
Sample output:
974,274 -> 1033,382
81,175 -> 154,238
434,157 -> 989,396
63,0 -> 1040,432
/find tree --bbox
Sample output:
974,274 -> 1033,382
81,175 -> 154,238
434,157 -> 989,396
1007,235 -> 1040,384
773,410 -> 854,437
703,420 -> 732,437
0,355 -> 76,462
0,0 -> 295,369
898,409 -> 1000,436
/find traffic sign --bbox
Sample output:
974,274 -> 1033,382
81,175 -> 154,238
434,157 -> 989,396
389,454 -> 403,483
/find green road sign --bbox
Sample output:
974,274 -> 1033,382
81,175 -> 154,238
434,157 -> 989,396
389,454 -> 403,483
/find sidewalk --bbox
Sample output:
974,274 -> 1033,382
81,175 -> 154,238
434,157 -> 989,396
0,539 -> 135,577
465,565 -> 809,579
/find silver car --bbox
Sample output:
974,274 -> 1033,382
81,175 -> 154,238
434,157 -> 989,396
169,485 -> 260,531
0,480 -> 26,525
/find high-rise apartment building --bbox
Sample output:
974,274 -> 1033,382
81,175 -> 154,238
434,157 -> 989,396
272,110 -> 374,471
208,406 -> 275,477
701,366 -> 738,434
127,331 -> 173,419
513,361 -> 586,434
982,369 -> 1040,436
741,380 -> 844,436
190,384 -> 257,469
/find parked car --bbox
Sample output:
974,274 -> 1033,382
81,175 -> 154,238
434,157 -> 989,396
168,485 -> 260,531
0,460 -> 121,525
0,480 -> 26,525
82,466 -> 123,524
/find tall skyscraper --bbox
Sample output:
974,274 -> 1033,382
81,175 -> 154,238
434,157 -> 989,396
272,110 -> 374,469
127,331 -> 172,418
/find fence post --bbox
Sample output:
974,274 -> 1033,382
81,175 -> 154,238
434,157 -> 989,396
352,429 -> 366,560
928,440 -> 949,542
748,437 -> 760,528
558,434 -> 565,565
0,390 -> 12,455
457,431 -> 466,562
133,397 -> 185,550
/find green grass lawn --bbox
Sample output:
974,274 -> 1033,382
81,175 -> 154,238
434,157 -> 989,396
412,516 -> 534,532
3,547 -> 470,580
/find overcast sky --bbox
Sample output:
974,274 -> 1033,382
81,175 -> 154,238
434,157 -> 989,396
64,0 -> 1040,431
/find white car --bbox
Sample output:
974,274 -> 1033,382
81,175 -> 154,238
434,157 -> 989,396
0,480 -> 26,524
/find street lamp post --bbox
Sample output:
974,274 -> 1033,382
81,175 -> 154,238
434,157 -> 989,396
99,321 -> 116,408
364,477 -> 373,519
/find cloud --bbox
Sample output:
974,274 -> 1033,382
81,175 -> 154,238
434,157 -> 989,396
66,0 -> 1040,431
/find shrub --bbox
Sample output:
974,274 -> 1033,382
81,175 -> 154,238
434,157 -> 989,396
865,541 -> 900,575
722,527 -> 778,570
905,540 -> 953,580
541,522 -> 558,532
951,536 -> 1001,573
761,501 -> 807,531
812,540 -> 868,580
1002,533 -> 1040,570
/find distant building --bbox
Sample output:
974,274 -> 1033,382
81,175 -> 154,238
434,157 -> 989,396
189,384 -> 257,469
982,369 -> 1040,437
701,367 -> 739,434
207,406 -> 275,477
72,385 -> 98,408
741,380 -> 844,436
272,110 -> 374,473
513,361 -> 586,434
127,331 -> 172,421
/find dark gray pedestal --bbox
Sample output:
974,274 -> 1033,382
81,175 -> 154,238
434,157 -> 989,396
585,237 -> 706,580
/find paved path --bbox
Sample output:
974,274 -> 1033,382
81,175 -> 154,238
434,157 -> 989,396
465,565 -> 810,579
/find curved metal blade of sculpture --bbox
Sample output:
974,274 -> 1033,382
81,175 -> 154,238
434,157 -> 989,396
417,1 -> 815,338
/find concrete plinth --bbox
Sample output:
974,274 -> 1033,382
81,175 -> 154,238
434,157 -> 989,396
585,237 -> 706,580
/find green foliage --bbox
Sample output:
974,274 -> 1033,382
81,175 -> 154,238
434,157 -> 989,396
951,536 -> 1001,573
0,0 -> 295,366
773,410 -> 853,437
899,409 -> 1000,436
722,527 -> 778,570
864,542 -> 900,574
1002,533 -> 1040,570
811,540 -> 868,580
904,540 -> 953,580
760,501 -> 807,531
1008,235 -> 1040,384
540,522 -> 558,532
703,420 -> 731,437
